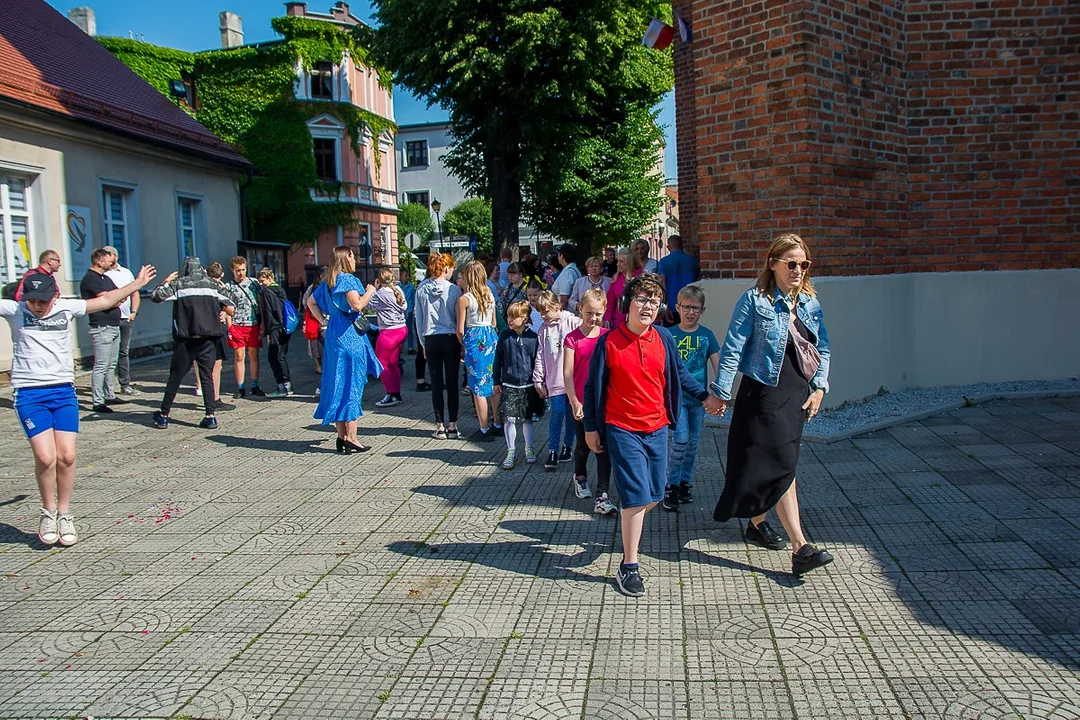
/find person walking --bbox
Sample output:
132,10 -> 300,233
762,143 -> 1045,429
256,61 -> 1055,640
255,268 -> 293,397
3,267 -> 155,547
15,249 -> 61,301
306,246 -> 382,453
656,235 -> 700,326
226,256 -> 264,398
532,290 -> 582,470
603,248 -> 643,329
150,258 -> 236,430
102,246 -> 140,396
415,253 -> 463,439
493,301 -> 540,469
80,248 -> 122,414
303,268 -> 327,385
551,244 -> 582,311
710,232 -> 834,577
456,260 -> 499,439
368,268 -> 408,408
500,263 -> 528,321
568,256 -> 612,314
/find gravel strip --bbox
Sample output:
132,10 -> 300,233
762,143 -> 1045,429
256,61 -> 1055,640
706,377 -> 1080,443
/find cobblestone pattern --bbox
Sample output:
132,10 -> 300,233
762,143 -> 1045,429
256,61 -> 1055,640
0,352 -> 1078,718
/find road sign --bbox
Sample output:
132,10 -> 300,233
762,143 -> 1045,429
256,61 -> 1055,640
404,232 -> 422,249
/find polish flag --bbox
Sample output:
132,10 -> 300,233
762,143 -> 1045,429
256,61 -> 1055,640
642,18 -> 674,50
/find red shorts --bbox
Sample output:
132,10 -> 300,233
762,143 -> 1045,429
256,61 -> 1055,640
228,324 -> 262,349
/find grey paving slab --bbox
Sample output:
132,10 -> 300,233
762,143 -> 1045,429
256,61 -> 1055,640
1,355 -> 1078,718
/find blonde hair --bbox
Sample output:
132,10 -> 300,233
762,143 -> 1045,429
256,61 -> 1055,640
585,256 -> 603,270
755,233 -> 816,298
677,284 -> 706,306
617,247 -> 640,280
579,287 -> 608,310
459,260 -> 493,317
326,246 -> 355,290
536,290 -> 561,314
506,299 -> 531,321
377,267 -> 405,306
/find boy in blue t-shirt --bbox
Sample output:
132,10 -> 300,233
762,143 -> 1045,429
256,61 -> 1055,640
663,285 -> 720,511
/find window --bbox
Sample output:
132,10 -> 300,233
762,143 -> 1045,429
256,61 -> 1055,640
311,61 -> 334,100
178,197 -> 199,259
405,191 -> 429,208
0,175 -> 33,283
405,140 -> 428,168
313,138 -> 338,181
102,188 -> 129,266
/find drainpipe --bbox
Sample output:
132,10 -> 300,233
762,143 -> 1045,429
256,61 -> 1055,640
238,168 -> 253,248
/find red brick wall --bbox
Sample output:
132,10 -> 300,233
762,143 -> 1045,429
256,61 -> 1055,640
680,0 -> 1080,277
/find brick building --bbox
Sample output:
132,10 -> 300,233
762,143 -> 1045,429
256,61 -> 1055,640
675,0 -> 1079,406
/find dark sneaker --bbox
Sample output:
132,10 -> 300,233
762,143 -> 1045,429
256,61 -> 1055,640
544,450 -> 558,471
215,399 -> 236,411
615,566 -> 645,597
792,544 -> 834,576
152,412 -> 169,430
250,387 -> 267,397
233,388 -> 247,399
661,487 -> 680,512
678,484 -> 694,504
375,394 -> 402,408
559,445 -> 573,462
104,397 -> 126,406
746,520 -> 788,551
472,428 -> 495,442
416,382 -> 431,392
92,404 -> 114,414
198,416 -> 218,430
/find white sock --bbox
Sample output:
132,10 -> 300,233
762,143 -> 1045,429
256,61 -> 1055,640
522,419 -> 534,449
504,417 -> 518,453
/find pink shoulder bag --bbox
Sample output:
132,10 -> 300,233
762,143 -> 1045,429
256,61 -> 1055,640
788,314 -> 820,380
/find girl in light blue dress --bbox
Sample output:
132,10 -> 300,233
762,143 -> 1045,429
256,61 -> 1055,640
456,261 -> 498,439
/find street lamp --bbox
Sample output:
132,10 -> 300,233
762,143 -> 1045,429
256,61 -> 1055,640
431,198 -> 442,248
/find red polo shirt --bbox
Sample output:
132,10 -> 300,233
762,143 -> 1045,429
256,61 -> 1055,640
604,325 -> 667,433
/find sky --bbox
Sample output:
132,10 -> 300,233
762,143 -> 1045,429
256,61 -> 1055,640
45,0 -> 678,181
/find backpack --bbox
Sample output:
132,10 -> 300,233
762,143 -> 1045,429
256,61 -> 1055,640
282,297 -> 300,335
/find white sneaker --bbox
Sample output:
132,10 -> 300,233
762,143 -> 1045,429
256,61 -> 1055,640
57,513 -> 77,546
502,449 -> 516,470
120,385 -> 141,396
573,476 -> 591,499
195,387 -> 203,397
594,494 -> 618,515
38,508 -> 58,545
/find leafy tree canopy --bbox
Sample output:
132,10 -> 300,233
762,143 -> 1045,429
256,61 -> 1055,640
397,202 -> 435,246
442,198 -> 494,255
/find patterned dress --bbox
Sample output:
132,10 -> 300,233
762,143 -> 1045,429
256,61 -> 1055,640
313,274 -> 383,424
462,291 -> 497,398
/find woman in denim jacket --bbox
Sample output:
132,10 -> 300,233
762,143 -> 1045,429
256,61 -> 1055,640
708,233 -> 834,577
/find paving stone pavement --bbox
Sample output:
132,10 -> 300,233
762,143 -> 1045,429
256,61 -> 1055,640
0,348 -> 1078,719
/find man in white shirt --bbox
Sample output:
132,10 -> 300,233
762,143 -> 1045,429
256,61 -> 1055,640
102,246 -> 140,395
551,244 -> 582,310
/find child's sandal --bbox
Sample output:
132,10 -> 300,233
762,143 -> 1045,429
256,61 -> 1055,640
432,428 -> 448,440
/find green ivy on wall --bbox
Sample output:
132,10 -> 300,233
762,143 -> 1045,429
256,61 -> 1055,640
98,14 -> 396,248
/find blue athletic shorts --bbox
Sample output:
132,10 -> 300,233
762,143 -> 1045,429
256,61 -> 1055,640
606,424 -> 668,508
13,383 -> 79,439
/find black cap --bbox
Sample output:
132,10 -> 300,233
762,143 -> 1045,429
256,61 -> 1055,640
21,273 -> 57,302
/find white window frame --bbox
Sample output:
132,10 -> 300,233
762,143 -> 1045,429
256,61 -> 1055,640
0,173 -> 33,283
175,193 -> 204,265
101,186 -> 130,267
309,60 -> 336,101
404,139 -> 429,168
356,222 -> 372,264
404,190 -> 431,209
308,115 -> 345,183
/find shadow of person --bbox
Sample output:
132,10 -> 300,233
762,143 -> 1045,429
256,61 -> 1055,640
0,522 -> 48,549
204,434 -> 336,454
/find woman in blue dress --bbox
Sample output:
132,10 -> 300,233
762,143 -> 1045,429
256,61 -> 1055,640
305,246 -> 382,453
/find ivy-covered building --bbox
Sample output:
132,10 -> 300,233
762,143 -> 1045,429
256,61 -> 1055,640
101,1 -> 399,289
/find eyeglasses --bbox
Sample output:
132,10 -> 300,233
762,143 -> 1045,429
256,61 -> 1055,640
677,304 -> 702,313
777,260 -> 811,271
632,296 -> 661,309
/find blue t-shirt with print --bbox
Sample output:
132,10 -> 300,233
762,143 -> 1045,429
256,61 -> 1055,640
671,325 -> 720,392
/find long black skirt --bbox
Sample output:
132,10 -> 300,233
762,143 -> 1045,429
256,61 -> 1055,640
714,338 -> 810,521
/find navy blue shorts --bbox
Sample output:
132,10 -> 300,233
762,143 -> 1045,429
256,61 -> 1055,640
606,424 -> 668,509
13,383 -> 79,439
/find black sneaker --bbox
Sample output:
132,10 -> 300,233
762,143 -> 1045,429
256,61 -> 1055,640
792,544 -> 834,576
104,397 -> 127,406
152,412 -> 169,430
559,445 -> 572,462
416,382 -> 431,392
198,416 -> 218,430
249,387 -> 267,397
746,520 -> 788,551
678,484 -> 694,504
615,565 -> 645,597
215,399 -> 236,411
661,487 -> 680,512
91,404 -> 114,413
544,450 -> 558,471
233,388 -> 247,399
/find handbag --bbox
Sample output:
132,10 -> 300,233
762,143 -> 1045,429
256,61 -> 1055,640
788,314 -> 820,380
353,313 -> 371,336
302,311 -> 320,340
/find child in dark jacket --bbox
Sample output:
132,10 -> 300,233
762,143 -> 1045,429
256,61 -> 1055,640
256,268 -> 292,397
492,300 -> 540,470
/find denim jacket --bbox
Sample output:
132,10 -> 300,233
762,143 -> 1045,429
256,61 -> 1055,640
710,287 -> 831,400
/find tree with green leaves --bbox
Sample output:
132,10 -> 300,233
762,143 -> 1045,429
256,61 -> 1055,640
372,0 -> 672,257
397,202 -> 435,247
442,199 -> 493,254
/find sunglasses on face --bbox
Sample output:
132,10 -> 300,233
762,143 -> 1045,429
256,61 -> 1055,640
777,260 -> 811,271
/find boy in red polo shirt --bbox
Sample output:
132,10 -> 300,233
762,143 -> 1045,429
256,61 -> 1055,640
583,275 -> 725,597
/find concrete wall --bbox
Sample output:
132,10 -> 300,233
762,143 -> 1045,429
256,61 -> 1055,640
697,269 -> 1079,408
0,108 -> 243,370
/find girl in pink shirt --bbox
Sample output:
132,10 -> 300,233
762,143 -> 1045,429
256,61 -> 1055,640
604,247 -> 644,329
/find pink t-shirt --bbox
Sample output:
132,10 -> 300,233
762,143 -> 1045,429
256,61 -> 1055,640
564,326 -> 609,403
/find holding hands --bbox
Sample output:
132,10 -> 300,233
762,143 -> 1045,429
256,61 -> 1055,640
703,395 -> 727,417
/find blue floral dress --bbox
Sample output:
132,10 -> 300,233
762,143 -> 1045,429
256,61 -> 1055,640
313,274 -> 383,424
462,291 -> 497,398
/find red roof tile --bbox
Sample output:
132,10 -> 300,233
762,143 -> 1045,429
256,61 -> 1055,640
0,0 -> 249,168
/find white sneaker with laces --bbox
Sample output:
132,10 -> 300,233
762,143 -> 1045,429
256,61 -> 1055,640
57,513 -> 77,546
38,508 -> 58,545
573,476 -> 591,499
120,385 -> 141,396
594,494 -> 618,515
